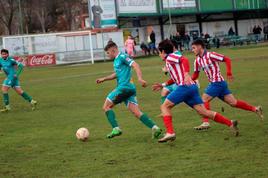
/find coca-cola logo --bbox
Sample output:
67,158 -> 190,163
29,54 -> 55,66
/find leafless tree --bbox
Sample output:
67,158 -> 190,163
0,0 -> 17,35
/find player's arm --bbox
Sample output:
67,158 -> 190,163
16,62 -> 24,77
211,52 -> 233,81
223,56 -> 233,81
192,58 -> 200,80
152,78 -> 174,92
180,56 -> 193,85
11,59 -> 24,78
132,62 -> 147,87
96,72 -> 117,84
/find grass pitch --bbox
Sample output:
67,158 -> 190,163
1,45 -> 268,177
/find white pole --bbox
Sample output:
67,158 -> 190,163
89,31 -> 94,64
2,37 -> 6,49
167,0 -> 173,37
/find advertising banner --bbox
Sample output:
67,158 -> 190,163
163,0 -> 196,9
90,0 -> 117,28
14,54 -> 56,67
117,0 -> 157,13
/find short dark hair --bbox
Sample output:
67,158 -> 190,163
192,39 -> 205,48
1,49 -> 9,54
158,39 -> 174,54
104,41 -> 117,51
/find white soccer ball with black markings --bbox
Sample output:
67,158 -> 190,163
76,128 -> 89,141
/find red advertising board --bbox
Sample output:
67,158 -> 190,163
14,54 -> 56,67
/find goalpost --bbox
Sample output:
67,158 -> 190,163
2,30 -> 95,65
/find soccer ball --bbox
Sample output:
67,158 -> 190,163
76,128 -> 89,141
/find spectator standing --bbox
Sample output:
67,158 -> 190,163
264,25 -> 268,41
228,27 -> 235,36
183,33 -> 191,50
256,25 -> 262,41
173,32 -> 183,51
148,30 -> 158,54
124,36 -> 135,57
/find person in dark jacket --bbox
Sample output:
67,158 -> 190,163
148,30 -> 158,54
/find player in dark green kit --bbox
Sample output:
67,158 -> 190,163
0,49 -> 37,112
96,42 -> 162,139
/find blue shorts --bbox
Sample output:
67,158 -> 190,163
149,43 -> 156,49
163,84 -> 178,93
167,84 -> 203,108
107,87 -> 138,106
205,81 -> 232,100
2,78 -> 20,88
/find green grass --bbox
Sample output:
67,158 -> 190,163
1,45 -> 268,178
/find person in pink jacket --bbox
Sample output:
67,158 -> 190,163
125,36 -> 135,57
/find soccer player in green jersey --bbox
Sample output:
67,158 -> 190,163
0,49 -> 37,112
96,42 -> 162,139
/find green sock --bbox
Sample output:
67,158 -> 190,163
3,93 -> 9,105
161,96 -> 167,104
21,92 -> 32,102
139,114 -> 156,129
105,110 -> 119,128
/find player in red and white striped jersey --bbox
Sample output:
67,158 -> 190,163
191,39 -> 263,130
152,39 -> 239,142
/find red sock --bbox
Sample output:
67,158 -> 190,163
213,113 -> 232,127
202,101 -> 210,123
163,115 -> 174,134
235,100 -> 256,112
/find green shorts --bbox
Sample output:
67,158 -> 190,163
2,78 -> 20,88
107,87 -> 138,106
164,84 -> 178,93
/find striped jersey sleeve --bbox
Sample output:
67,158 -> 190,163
166,53 -> 181,64
194,58 -> 201,72
209,52 -> 224,62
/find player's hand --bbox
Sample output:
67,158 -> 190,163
152,83 -> 163,91
162,66 -> 168,73
195,80 -> 200,88
96,77 -> 105,84
13,74 -> 17,79
184,73 -> 194,86
138,78 -> 147,88
227,74 -> 234,82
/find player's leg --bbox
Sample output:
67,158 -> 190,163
103,99 -> 122,138
185,84 -> 238,136
194,93 -> 214,130
193,104 -> 239,136
13,81 -> 37,110
158,99 -> 176,142
158,86 -> 186,143
161,87 -> 170,104
127,101 -> 162,139
104,88 -> 137,138
223,94 -> 263,120
1,84 -> 11,112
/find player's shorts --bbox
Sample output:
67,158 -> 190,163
167,84 -> 203,108
164,84 -> 178,93
205,81 -> 232,100
2,78 -> 20,88
107,87 -> 138,106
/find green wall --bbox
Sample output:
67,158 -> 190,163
235,0 -> 267,10
117,0 -> 268,17
199,0 -> 233,12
